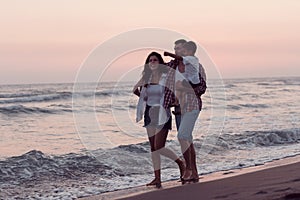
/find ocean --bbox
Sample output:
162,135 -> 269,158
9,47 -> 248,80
0,77 -> 299,199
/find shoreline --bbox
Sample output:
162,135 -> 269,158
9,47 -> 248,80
79,154 -> 300,200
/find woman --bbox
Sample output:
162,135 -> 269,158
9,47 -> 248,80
133,52 -> 185,188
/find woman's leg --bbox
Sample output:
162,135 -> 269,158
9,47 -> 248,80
146,126 -> 161,188
154,128 -> 185,179
154,128 -> 178,160
147,126 -> 156,151
147,126 -> 161,170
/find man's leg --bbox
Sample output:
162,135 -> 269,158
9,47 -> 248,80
177,110 -> 200,182
179,139 -> 192,179
190,143 -> 199,181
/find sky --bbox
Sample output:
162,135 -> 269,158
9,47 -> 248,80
0,0 -> 299,84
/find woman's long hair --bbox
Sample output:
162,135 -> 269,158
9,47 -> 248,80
142,52 -> 168,84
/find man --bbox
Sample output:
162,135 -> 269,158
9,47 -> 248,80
165,39 -> 206,183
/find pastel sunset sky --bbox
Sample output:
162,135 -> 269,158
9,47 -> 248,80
0,0 -> 299,84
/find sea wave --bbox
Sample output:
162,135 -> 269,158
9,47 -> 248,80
258,78 -> 300,86
236,129 -> 300,147
216,128 -> 300,149
2,129 -> 299,185
227,103 -> 269,110
186,128 -> 300,156
0,150 -> 112,185
0,92 -> 72,104
0,92 -> 40,98
0,91 -> 128,104
239,103 -> 269,108
0,105 -> 72,114
1,128 -> 299,199
0,146 -> 153,188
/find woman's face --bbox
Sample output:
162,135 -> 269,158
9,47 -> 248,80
148,55 -> 159,71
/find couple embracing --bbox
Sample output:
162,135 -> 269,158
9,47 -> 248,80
133,39 -> 206,188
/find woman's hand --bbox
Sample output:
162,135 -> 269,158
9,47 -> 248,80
132,84 -> 139,93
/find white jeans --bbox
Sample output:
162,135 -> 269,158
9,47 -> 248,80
177,110 -> 200,142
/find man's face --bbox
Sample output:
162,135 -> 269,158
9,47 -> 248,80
174,43 -> 184,56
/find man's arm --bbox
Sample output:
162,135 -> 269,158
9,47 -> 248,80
164,52 -> 185,73
164,52 -> 183,61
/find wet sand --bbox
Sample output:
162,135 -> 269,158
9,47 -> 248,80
79,155 -> 300,200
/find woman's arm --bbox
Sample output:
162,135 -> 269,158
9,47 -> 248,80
132,77 -> 144,97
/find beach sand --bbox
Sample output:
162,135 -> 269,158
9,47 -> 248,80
79,155 -> 300,200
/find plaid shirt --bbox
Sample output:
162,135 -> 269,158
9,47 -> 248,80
164,60 -> 206,112
163,60 -> 177,109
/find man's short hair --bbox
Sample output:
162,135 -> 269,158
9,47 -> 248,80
174,39 -> 187,45
183,41 -> 197,54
